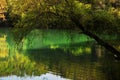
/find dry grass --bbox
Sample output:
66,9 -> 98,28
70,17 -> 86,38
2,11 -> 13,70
0,0 -> 6,20
0,0 -> 7,8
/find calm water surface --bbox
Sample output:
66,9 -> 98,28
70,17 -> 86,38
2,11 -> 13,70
0,29 -> 120,80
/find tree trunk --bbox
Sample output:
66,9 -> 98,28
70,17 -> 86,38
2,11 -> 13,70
83,30 -> 120,60
70,15 -> 120,60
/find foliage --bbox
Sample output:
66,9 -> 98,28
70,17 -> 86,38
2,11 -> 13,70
0,51 -> 47,76
6,0 -> 120,58
7,0 -> 120,32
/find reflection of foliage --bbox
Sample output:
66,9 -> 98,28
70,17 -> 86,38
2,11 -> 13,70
0,48 -> 119,80
51,61 -> 106,80
61,42 -> 93,56
70,47 -> 91,56
26,48 -> 120,80
27,49 -> 106,80
100,56 -> 120,80
0,52 -> 47,76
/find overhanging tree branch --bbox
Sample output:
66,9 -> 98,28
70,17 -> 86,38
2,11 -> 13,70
42,9 -> 120,60
64,0 -> 120,60
70,13 -> 120,60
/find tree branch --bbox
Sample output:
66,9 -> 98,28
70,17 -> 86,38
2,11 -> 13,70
70,14 -> 120,60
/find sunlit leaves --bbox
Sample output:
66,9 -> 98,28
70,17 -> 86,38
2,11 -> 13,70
74,1 -> 91,14
70,47 -> 91,56
108,7 -> 120,17
74,1 -> 91,9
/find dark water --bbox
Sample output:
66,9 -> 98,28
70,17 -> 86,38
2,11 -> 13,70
0,44 -> 120,80
0,29 -> 120,80
25,46 -> 120,80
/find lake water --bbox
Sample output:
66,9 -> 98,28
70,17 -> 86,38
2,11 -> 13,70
0,29 -> 120,80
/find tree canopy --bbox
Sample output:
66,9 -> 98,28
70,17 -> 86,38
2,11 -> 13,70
7,0 -> 120,30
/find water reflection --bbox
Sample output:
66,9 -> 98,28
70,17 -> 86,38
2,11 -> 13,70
0,34 -> 9,58
0,29 -> 120,80
0,43 -> 120,80
26,48 -> 106,80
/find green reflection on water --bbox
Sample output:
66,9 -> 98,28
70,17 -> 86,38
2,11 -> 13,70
0,51 -> 47,76
0,29 -> 120,80
26,48 -> 105,80
0,47 -> 120,80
